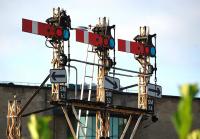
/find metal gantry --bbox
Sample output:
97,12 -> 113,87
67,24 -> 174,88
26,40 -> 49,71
7,7 -> 160,139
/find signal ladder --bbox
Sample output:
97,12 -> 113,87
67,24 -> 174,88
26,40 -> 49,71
76,44 -> 96,138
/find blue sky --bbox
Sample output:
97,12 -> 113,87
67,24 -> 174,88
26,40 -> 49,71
0,0 -> 200,97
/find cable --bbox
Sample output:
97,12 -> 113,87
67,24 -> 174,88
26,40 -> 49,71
45,38 -> 53,48
154,36 -> 157,85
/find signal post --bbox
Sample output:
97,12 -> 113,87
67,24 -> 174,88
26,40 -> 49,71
134,26 -> 156,110
42,7 -> 71,103
75,17 -> 115,139
94,17 -> 115,139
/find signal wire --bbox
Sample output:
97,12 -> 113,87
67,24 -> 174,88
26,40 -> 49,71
154,36 -> 157,85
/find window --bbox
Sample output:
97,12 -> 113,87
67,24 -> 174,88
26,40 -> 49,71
77,116 -> 126,139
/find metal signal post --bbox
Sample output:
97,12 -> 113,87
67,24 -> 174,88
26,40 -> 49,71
47,7 -> 71,103
95,17 -> 115,139
75,17 -> 115,139
134,26 -> 156,110
117,26 -> 157,110
22,7 -> 71,102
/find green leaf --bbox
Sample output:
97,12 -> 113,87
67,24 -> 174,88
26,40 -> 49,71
172,84 -> 199,139
28,114 -> 52,139
187,129 -> 200,139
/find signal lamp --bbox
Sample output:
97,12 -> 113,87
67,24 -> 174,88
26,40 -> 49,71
103,38 -> 109,46
63,29 -> 70,41
150,46 -> 156,57
145,47 -> 150,56
56,28 -> 63,37
108,37 -> 115,49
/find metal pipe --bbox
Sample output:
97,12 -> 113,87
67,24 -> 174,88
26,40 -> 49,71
120,115 -> 132,139
130,114 -> 143,139
72,105 -> 86,138
68,65 -> 78,99
70,58 -> 102,67
61,106 -> 77,139
69,58 -> 151,75
113,26 -> 116,77
68,40 -> 71,85
120,84 -> 138,91
114,67 -> 144,75
17,74 -> 50,117
109,72 -> 136,77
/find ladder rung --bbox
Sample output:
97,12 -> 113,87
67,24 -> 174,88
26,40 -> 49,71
88,50 -> 96,53
85,75 -> 93,78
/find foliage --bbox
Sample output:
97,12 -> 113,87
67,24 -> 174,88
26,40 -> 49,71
188,129 -> 200,139
28,114 -> 52,139
172,84 -> 199,139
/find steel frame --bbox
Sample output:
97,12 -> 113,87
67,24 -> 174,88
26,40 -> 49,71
9,7 -> 159,139
7,97 -> 21,139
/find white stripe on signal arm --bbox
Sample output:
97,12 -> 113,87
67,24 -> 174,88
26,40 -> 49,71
32,21 -> 38,34
84,31 -> 89,44
126,40 -> 130,53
